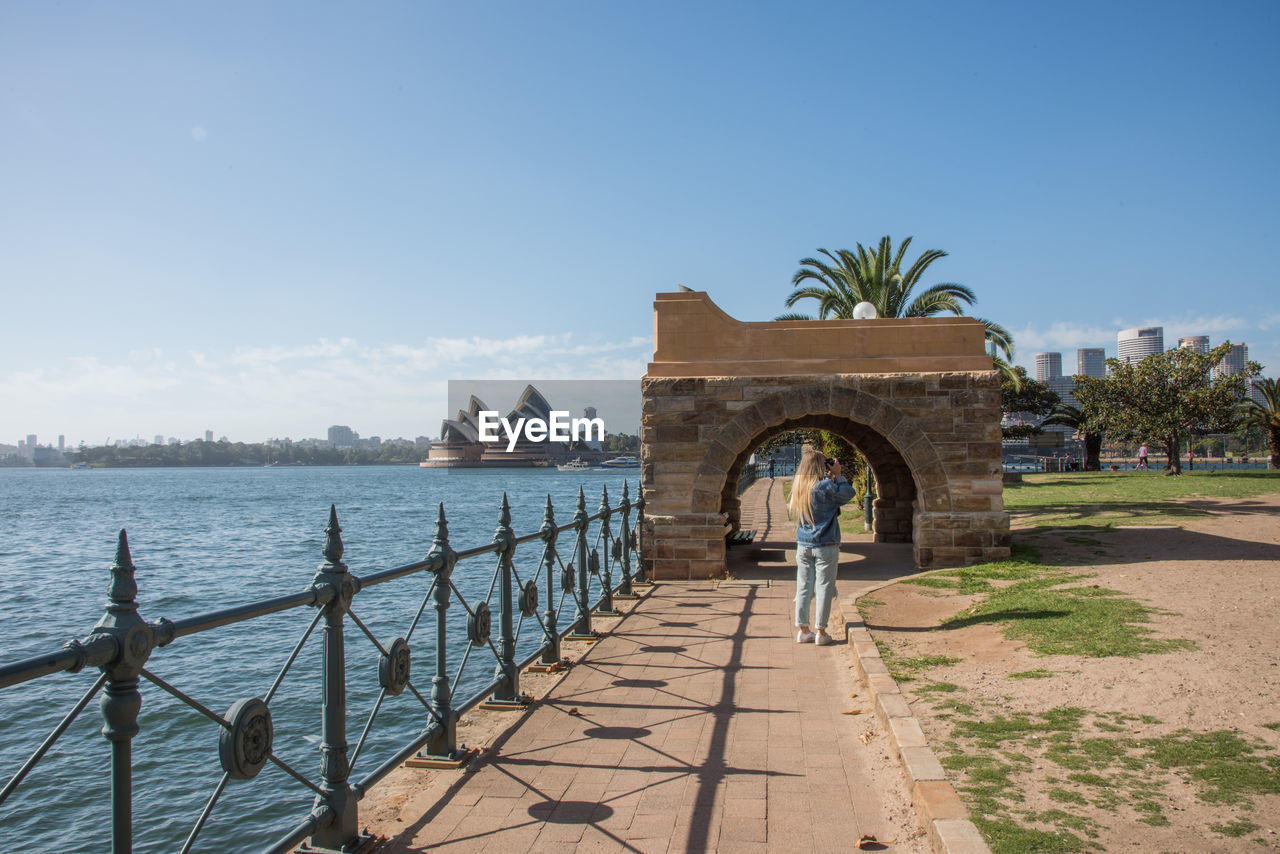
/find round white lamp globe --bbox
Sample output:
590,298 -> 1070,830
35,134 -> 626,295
852,301 -> 878,319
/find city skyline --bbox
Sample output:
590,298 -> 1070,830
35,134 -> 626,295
10,320 -> 1280,450
3,4 -> 1277,445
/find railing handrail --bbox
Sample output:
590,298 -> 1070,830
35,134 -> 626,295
0,480 -> 648,853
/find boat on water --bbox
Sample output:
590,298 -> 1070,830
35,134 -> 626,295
599,455 -> 640,469
557,458 -> 594,471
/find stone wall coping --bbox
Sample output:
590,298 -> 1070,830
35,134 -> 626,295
647,290 -> 993,377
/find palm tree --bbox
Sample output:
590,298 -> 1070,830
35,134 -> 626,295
1042,403 -> 1103,471
1239,377 -> 1280,469
778,235 -> 1017,379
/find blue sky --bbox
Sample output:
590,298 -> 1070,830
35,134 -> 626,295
3,1 -> 1277,446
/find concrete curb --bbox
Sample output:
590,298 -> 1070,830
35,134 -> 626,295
835,585 -> 993,854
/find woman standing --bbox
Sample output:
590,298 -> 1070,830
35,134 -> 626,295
788,447 -> 856,645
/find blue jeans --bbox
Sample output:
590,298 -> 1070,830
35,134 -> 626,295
795,543 -> 839,629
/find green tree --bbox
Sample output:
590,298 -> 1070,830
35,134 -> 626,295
1073,343 -> 1253,476
778,235 -> 1016,378
1000,365 -> 1060,439
1042,402 -> 1104,471
782,238 -> 975,320
1239,377 -> 1280,469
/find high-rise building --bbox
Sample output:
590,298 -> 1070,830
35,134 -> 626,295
1212,343 -> 1249,380
1077,348 -> 1105,379
204,430 -> 214,442
1034,352 -> 1062,382
1048,376 -> 1078,408
1178,336 -> 1209,354
328,425 -> 357,448
1252,379 -> 1269,408
1117,327 -> 1164,364
154,434 -> 164,446
57,435 -> 65,451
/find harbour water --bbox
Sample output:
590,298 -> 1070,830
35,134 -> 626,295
0,465 -> 637,853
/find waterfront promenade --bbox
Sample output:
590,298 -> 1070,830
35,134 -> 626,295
369,479 -> 928,852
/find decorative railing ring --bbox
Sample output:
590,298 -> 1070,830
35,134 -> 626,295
219,698 -> 273,781
468,602 -> 491,647
518,580 -> 538,618
379,638 -> 411,696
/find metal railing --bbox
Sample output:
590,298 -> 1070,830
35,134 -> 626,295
737,460 -> 795,494
0,481 -> 647,853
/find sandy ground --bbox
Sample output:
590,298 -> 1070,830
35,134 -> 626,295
865,494 -> 1280,852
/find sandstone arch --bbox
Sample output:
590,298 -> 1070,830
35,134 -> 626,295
641,289 -> 1010,579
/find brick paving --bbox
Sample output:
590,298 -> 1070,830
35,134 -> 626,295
378,479 -> 922,853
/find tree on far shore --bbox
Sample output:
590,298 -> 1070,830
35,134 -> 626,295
1074,343 -> 1255,476
1000,365 -> 1059,439
1042,402 -> 1104,471
1239,377 -> 1280,469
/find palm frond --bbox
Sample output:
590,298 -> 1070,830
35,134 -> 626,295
785,286 -> 835,308
993,355 -> 1021,390
1042,403 -> 1082,429
974,316 -> 1015,360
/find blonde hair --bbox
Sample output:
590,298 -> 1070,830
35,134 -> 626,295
787,447 -> 827,528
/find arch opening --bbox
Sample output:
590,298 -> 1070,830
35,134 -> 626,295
720,417 -> 917,545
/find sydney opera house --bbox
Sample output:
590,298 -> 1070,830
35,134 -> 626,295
422,384 -> 605,467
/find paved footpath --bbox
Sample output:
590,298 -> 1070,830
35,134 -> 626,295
375,479 -> 926,853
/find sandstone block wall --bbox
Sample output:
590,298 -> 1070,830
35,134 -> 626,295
641,374 -> 1011,580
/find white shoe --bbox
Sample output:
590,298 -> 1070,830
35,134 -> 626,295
796,629 -> 816,643
815,630 -> 835,646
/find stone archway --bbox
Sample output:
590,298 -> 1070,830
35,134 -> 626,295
641,289 -> 1010,580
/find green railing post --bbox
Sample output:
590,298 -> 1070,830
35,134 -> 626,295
864,467 -> 875,532
538,495 -> 561,668
632,489 -> 649,585
423,503 -> 461,760
488,494 -> 521,706
308,506 -> 365,852
567,487 -> 595,639
615,481 -> 636,599
594,484 -> 618,616
92,530 -> 154,854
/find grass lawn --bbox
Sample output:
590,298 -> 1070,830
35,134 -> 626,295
1003,470 -> 1280,529
860,469 -> 1280,852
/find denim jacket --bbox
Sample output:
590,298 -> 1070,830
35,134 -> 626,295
795,476 -> 856,547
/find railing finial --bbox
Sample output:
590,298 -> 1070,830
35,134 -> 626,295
498,492 -> 512,529
432,502 -> 450,549
107,529 -> 138,610
322,505 -> 344,565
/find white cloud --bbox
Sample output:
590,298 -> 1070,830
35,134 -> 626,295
1,333 -> 654,445
1256,313 -> 1280,332
1011,321 -> 1117,354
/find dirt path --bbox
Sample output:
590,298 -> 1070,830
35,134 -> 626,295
863,495 -> 1280,852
